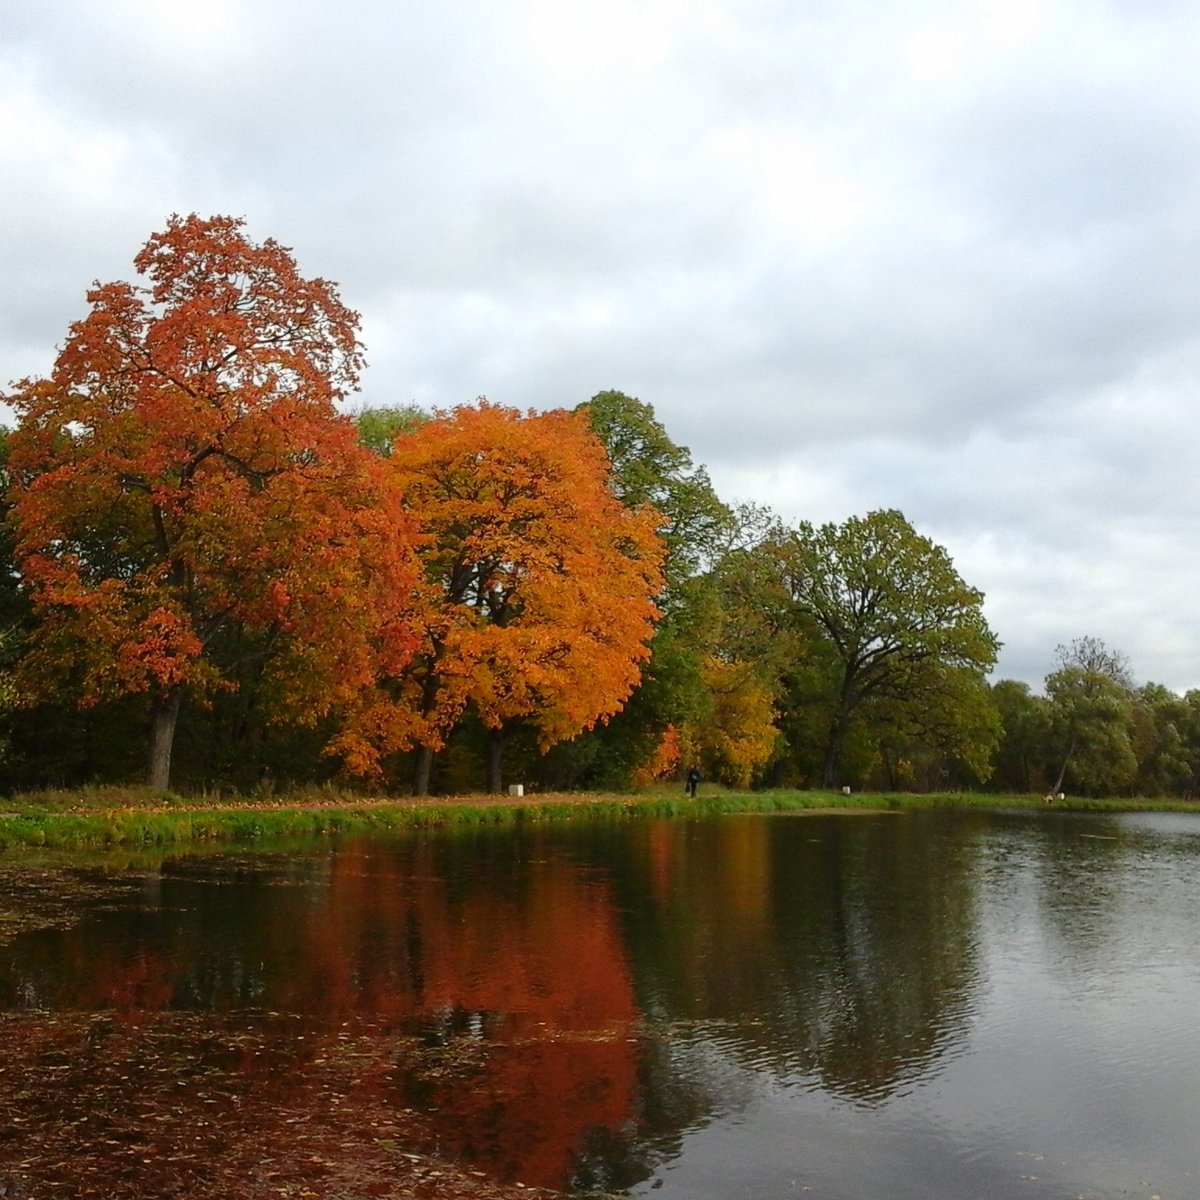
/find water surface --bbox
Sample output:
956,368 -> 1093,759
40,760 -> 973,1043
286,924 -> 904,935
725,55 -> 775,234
2,808 -> 1197,1197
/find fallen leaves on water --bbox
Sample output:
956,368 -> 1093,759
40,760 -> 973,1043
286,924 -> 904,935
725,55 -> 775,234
0,1011 -> 580,1200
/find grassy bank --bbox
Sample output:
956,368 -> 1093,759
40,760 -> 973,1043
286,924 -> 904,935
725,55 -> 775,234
1,784 -> 1194,852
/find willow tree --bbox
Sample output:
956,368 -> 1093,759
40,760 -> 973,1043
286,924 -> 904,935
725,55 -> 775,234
1043,637 -> 1136,796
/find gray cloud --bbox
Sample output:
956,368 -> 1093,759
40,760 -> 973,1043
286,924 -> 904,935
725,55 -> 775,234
3,0 -> 1197,693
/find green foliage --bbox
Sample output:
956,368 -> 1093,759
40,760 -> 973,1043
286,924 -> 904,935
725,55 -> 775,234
989,679 -> 1051,793
1043,637 -> 1138,796
764,509 -> 999,787
578,391 -> 732,583
1134,686 -> 1200,797
354,404 -> 429,455
560,391 -> 735,785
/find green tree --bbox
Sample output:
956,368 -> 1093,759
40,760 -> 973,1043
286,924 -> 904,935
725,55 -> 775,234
577,390 -> 731,590
860,665 -> 1000,790
990,679 -> 1051,794
1129,682 -> 1198,798
1043,638 -> 1137,797
773,509 -> 999,788
354,404 -> 428,456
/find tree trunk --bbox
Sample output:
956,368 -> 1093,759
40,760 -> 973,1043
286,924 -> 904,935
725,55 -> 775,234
147,689 -> 183,792
822,671 -> 859,789
822,709 -> 852,789
1050,734 -> 1077,796
486,727 -> 506,795
412,745 -> 435,796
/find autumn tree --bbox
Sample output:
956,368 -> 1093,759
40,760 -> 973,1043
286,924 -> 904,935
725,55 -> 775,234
771,509 -> 999,787
4,215 -> 420,790
692,655 -> 779,787
333,400 -> 665,794
555,391 -> 733,786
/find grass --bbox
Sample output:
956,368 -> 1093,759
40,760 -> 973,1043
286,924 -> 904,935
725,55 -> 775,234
0,782 -> 1194,852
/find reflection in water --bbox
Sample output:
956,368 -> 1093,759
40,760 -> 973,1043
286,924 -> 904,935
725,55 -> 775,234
3,810 -> 1200,1198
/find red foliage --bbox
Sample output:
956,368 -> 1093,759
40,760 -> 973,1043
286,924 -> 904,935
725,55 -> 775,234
5,215 -> 421,783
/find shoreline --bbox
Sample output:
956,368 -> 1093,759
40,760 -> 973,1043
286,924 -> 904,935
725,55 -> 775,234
1,786 -> 1193,853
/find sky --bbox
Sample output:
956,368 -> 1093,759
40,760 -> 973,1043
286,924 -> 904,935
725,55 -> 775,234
2,0 -> 1198,693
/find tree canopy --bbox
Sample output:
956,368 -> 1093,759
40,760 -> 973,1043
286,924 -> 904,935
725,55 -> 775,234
331,400 -> 665,794
4,214 -> 421,789
769,509 -> 999,787
3,216 -> 1197,799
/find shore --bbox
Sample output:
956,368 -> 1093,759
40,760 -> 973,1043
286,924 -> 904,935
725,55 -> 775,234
1,784 -> 1191,853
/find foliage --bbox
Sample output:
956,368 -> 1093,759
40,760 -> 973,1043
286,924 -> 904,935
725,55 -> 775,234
1130,684 -> 1200,798
555,391 -> 735,787
577,390 -> 731,589
331,400 -> 665,792
353,403 -> 429,455
689,656 -> 779,788
768,509 -> 999,787
1044,654 -> 1137,796
4,214 -> 421,790
989,679 -> 1050,794
858,665 -> 1000,790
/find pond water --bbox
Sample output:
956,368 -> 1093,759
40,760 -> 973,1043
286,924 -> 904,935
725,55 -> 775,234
2,808 -> 1199,1198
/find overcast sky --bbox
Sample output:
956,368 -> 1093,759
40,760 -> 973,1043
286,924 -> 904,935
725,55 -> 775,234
3,0 -> 1198,693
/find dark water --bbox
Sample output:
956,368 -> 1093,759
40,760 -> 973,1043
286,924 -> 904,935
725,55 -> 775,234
3,808 -> 1199,1197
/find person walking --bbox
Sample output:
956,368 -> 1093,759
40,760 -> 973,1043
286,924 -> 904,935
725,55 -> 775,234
685,766 -> 701,797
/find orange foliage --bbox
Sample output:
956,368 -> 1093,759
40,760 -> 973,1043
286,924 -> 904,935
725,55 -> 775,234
301,841 -> 641,1189
630,722 -> 682,786
5,215 -> 421,778
688,656 -> 779,787
332,400 -> 665,776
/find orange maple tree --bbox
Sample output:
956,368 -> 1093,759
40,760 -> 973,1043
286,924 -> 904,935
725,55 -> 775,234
5,214 -> 420,789
332,400 -> 665,793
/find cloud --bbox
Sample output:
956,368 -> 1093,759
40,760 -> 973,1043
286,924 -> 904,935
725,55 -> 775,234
2,0 -> 1198,692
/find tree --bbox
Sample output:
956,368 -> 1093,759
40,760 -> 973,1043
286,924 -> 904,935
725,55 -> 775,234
578,390 -> 731,589
560,391 -> 734,786
332,400 -> 665,794
990,679 -> 1051,794
1043,637 -> 1137,796
1130,683 -> 1196,798
354,404 -> 428,456
773,509 -> 999,787
691,655 -> 779,787
5,214 -> 420,790
858,664 -> 1000,790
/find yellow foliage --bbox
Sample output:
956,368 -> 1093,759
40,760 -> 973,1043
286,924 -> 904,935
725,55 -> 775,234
687,657 -> 778,788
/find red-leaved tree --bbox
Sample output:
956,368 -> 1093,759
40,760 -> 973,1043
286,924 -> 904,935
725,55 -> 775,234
5,215 -> 420,789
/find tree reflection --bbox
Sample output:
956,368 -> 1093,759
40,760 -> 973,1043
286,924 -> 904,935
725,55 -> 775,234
621,812 -> 983,1105
1,813 -> 989,1194
0,837 -> 644,1193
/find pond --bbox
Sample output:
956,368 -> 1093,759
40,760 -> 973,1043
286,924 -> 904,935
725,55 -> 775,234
2,807 -> 1198,1198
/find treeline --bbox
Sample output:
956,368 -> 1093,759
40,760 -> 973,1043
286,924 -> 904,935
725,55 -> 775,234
0,215 -> 1196,799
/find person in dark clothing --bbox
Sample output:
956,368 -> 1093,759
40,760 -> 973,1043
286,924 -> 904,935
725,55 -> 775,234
685,766 -> 701,797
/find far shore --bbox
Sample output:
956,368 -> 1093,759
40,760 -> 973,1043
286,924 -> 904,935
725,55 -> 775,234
1,784 -> 1193,854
